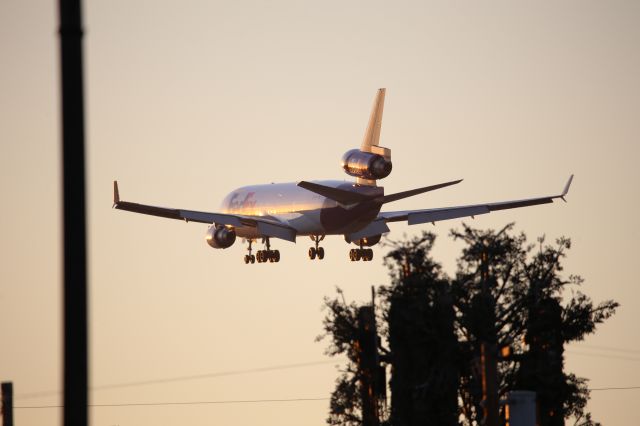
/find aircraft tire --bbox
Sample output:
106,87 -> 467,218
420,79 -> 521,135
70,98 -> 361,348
309,247 -> 317,260
317,247 -> 325,260
274,250 -> 280,262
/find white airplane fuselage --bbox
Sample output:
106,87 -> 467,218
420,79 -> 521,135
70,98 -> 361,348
220,181 -> 383,239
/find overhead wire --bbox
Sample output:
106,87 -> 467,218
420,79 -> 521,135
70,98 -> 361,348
14,397 -> 330,409
590,386 -> 640,391
15,359 -> 341,400
566,350 -> 640,362
573,344 -> 640,355
14,386 -> 640,410
14,344 -> 640,405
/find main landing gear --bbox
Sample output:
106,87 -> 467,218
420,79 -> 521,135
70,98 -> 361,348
244,238 -> 281,264
349,242 -> 373,262
308,235 -> 325,260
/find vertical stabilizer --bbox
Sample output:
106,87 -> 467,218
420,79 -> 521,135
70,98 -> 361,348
361,88 -> 386,152
357,88 -> 391,186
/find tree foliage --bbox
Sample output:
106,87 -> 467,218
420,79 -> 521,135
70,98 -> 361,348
380,232 -> 459,426
318,288 -> 365,425
319,224 -> 618,426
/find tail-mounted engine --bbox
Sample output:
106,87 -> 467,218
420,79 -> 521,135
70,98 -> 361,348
346,88 -> 392,186
206,226 -> 237,249
341,149 -> 392,181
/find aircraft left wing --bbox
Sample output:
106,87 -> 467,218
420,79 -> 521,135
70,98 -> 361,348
112,181 -> 297,242
378,175 -> 574,227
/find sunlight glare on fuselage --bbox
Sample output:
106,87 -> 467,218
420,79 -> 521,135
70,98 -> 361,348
220,182 -> 340,217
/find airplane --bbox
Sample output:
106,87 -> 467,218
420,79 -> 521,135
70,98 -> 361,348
113,88 -> 573,264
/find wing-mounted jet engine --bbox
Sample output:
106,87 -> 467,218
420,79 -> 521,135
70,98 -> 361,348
342,88 -> 392,186
205,225 -> 236,249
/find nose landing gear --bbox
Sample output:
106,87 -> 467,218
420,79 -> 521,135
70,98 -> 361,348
308,235 -> 325,260
244,239 -> 256,264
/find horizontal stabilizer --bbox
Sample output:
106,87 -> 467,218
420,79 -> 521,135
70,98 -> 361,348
297,181 -> 372,205
378,179 -> 462,204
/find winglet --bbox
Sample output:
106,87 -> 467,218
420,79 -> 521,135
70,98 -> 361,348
113,180 -> 120,207
560,174 -> 574,202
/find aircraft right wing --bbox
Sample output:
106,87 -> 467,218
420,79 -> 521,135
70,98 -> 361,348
378,175 -> 574,227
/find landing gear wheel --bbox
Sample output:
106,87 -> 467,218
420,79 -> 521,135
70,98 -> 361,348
244,239 -> 256,265
309,235 -> 325,260
349,247 -> 374,262
255,237 -> 280,264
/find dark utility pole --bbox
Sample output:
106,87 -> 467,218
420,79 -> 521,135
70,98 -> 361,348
481,342 -> 499,426
59,1 -> 88,426
1,382 -> 13,426
357,304 -> 381,426
480,250 -> 499,426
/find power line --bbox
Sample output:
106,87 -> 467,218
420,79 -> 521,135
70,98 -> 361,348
572,344 -> 640,355
16,360 -> 340,400
566,350 -> 640,362
15,386 -> 640,410
590,386 -> 640,391
15,397 -> 330,409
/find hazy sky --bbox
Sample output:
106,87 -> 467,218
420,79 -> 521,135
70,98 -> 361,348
1,1 -> 639,425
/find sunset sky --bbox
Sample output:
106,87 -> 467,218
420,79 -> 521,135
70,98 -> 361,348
1,1 -> 639,425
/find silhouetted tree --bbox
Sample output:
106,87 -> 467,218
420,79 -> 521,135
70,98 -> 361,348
318,288 -> 366,426
451,224 -> 618,426
515,235 -> 615,426
319,225 -> 617,426
451,224 -> 532,424
379,232 -> 459,426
